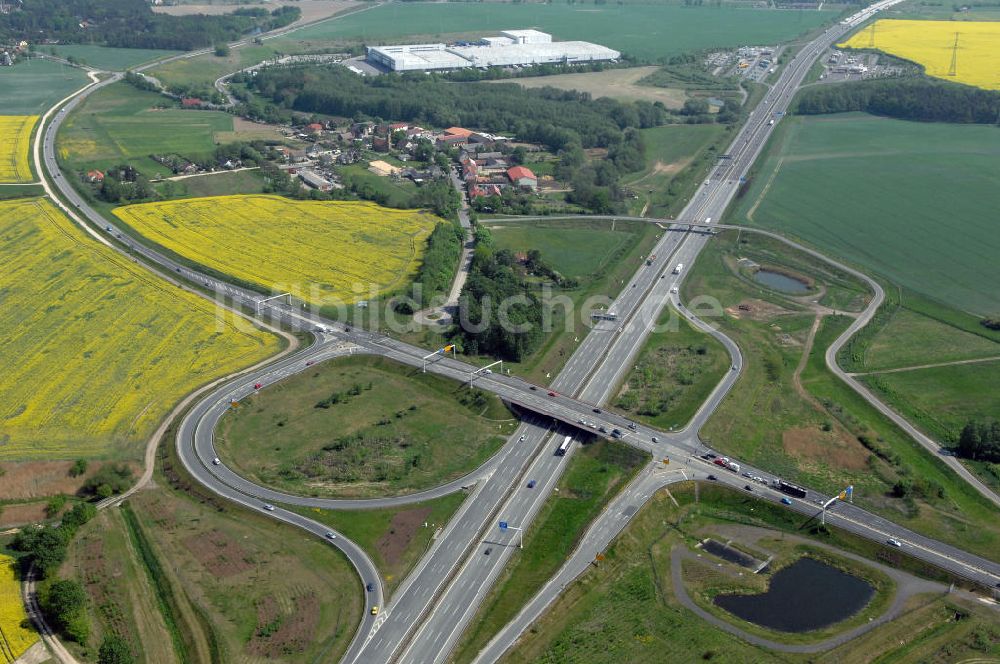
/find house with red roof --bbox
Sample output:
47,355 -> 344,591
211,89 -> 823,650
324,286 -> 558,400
181,97 -> 203,108
507,166 -> 537,190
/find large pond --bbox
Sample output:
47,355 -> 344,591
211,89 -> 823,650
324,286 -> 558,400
713,557 -> 874,633
753,269 -> 810,294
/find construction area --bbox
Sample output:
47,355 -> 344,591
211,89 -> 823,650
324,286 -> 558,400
366,29 -> 620,72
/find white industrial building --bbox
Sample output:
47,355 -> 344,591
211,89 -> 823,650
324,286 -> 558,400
367,30 -> 619,72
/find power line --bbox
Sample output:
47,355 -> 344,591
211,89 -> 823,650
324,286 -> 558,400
948,31 -> 959,76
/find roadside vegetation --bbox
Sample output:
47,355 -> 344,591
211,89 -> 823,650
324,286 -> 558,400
464,218 -> 660,382
453,440 -> 647,663
612,305 -> 729,431
687,230 -> 1000,563
292,493 -> 467,597
501,482 -> 1000,663
0,198 -> 279,461
0,59 -> 90,115
216,355 -> 516,498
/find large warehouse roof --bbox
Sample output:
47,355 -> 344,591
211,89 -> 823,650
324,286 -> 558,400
366,31 -> 620,72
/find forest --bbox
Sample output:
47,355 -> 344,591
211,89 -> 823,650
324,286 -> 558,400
0,0 -> 299,50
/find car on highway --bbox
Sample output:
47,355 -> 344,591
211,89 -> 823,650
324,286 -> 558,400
484,548 -> 492,556
547,391 -> 557,397
263,504 -> 275,511
742,471 -> 752,478
519,434 -> 526,442
707,474 -> 717,481
305,360 -> 314,366
651,436 -> 659,443
254,383 -> 262,390
611,428 -> 622,438
598,425 -> 607,433
669,286 -> 678,294
887,538 -> 902,547
325,531 -> 337,540
781,497 -> 792,505
371,606 -> 379,616
592,407 -> 601,414
529,385 -> 537,391
212,457 -> 221,466
366,582 -> 374,592
744,484 -> 753,492
527,480 -> 537,489
628,422 -> 637,431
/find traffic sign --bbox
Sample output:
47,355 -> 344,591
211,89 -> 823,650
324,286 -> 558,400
499,521 -> 508,531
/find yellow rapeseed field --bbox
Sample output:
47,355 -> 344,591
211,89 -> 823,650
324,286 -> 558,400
0,198 -> 280,460
840,19 -> 1000,90
0,116 -> 36,183
113,195 -> 440,306
0,555 -> 37,663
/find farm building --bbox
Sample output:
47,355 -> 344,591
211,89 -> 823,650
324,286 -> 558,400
367,30 -> 618,72
507,166 -> 537,190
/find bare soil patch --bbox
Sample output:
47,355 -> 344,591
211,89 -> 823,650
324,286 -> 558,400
0,501 -> 47,528
248,591 -> 320,658
493,66 -> 686,109
377,506 -> 432,568
0,461 -> 135,501
782,426 -> 869,471
182,529 -> 254,578
725,298 -> 794,322
153,0 -> 359,26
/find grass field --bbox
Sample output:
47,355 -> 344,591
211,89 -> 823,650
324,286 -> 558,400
840,19 -> 1000,90
862,361 -> 1000,444
492,67 -> 686,108
688,230 -> 1000,563
63,479 -> 362,663
501,482 -> 1000,664
0,555 -> 37,663
453,441 -> 647,663
622,123 -> 727,217
0,198 -> 279,460
157,168 -> 266,200
278,3 -> 838,61
612,305 -> 729,430
58,81 -> 235,177
0,116 -> 35,183
862,305 -> 1000,371
0,58 -> 90,115
114,195 -> 439,308
730,113 -> 1000,316
46,45 -> 179,70
216,355 -> 515,498
151,44 -> 281,90
294,492 -> 466,596
481,218 -> 660,383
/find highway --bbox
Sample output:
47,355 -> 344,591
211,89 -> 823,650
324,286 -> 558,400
33,0 -> 1000,660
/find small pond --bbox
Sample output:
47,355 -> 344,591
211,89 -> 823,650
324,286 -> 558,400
753,269 -> 810,294
713,557 -> 874,633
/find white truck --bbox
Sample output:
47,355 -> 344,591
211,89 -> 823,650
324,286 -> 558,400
673,263 -> 684,275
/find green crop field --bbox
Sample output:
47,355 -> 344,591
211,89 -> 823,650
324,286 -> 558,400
862,306 -> 1000,371
215,355 -> 515,498
46,45 -> 179,70
58,81 -> 234,177
730,113 -> 1000,316
0,58 -> 90,115
151,44 -> 281,90
278,3 -> 838,61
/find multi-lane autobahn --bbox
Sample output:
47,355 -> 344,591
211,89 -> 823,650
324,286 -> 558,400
34,0 -> 1000,660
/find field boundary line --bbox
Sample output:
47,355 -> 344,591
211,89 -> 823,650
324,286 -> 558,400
851,354 -> 1000,377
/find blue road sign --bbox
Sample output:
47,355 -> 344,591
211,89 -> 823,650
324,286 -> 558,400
499,521 -> 508,531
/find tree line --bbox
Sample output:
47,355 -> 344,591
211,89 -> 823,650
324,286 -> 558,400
0,0 -> 299,50
794,77 -> 1000,124
956,418 -> 1000,463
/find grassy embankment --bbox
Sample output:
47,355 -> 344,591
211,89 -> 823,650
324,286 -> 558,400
500,482 -> 1000,663
688,229 -> 1000,564
216,355 -> 516,499
611,305 -> 730,431
452,441 -> 648,663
